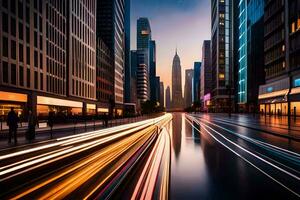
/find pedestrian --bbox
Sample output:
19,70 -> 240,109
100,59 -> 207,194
7,107 -> 19,144
26,110 -> 37,141
48,111 -> 54,138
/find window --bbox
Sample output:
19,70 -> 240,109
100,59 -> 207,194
11,40 -> 16,59
18,1 -> 23,19
11,17 -> 16,36
34,71 -> 38,89
3,37 -> 8,57
2,13 -> 8,32
26,6 -> 30,24
26,47 -> 30,65
19,66 -> 24,86
10,0 -> 16,14
19,43 -> 23,62
27,68 -> 30,87
34,51 -> 38,68
219,73 -> 225,79
19,22 -> 23,40
11,64 -> 17,85
26,27 -> 30,43
2,62 -> 8,83
40,73 -> 43,90
291,22 -> 296,33
34,31 -> 37,47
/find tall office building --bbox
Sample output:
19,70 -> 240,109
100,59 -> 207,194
235,0 -> 265,113
124,0 -> 131,103
165,86 -> 171,110
136,49 -> 149,102
130,50 -> 138,105
0,0 -> 97,118
155,76 -> 160,103
211,0 -> 234,112
184,69 -> 194,108
160,82 -> 164,108
258,0 -> 300,116
136,18 -> 152,103
96,38 -> 114,114
149,40 -> 157,102
97,0 -> 125,114
193,62 -> 201,102
200,40 -> 212,110
137,18 -> 151,50
171,50 -> 183,109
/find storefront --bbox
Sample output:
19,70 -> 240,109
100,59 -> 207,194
0,91 -> 28,119
86,103 -> 96,116
36,96 -> 83,118
258,77 -> 300,116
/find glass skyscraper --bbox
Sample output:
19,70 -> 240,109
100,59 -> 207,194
236,0 -> 264,111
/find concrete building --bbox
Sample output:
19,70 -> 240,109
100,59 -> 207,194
97,0 -> 125,115
165,86 -> 171,110
211,0 -> 234,112
0,0 -> 97,118
171,49 -> 183,109
193,62 -> 201,102
258,0 -> 300,116
200,40 -> 212,111
184,69 -> 194,108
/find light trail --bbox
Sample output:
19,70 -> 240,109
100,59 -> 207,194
186,114 -> 300,198
0,113 -> 173,199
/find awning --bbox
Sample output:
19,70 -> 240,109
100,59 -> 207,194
37,96 -> 83,108
258,89 -> 289,100
0,91 -> 27,102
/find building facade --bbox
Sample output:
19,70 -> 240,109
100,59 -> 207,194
159,81 -> 164,108
211,0 -> 234,112
97,0 -> 125,115
184,69 -> 194,108
149,40 -> 157,102
124,0 -> 131,103
235,0 -> 265,113
258,0 -> 300,116
200,40 -> 212,111
165,86 -> 171,110
0,0 -> 97,118
136,49 -> 149,102
171,50 -> 183,109
193,62 -> 201,103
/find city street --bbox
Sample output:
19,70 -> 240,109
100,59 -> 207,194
1,113 -> 299,199
170,113 -> 300,199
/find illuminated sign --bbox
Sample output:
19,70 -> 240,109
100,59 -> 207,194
86,104 -> 96,109
267,87 -> 273,93
37,96 -> 83,108
295,78 -> 300,87
0,91 -> 27,102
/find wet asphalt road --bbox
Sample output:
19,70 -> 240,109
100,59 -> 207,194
168,113 -> 300,200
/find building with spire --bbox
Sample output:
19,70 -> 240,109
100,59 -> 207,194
172,49 -> 183,109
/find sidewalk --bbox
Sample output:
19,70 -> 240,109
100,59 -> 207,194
193,113 -> 300,141
0,115 -> 155,149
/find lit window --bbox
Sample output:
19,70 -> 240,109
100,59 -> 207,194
297,18 -> 300,30
282,45 -> 285,52
219,73 -> 225,79
283,61 -> 286,68
291,22 -> 296,33
295,79 -> 300,87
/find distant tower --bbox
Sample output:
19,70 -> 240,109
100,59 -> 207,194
184,69 -> 194,108
166,86 -> 171,110
172,49 -> 183,109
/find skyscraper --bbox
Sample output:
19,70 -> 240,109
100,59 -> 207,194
136,18 -> 152,103
200,40 -> 212,110
149,40 -> 157,102
137,18 -> 151,50
193,62 -> 201,102
136,49 -> 149,102
124,0 -> 131,103
97,0 -> 125,114
0,0 -> 97,117
211,0 -> 234,112
160,82 -> 164,108
235,0 -> 265,112
172,50 -> 183,109
166,86 -> 171,110
184,69 -> 194,108
258,0 -> 300,116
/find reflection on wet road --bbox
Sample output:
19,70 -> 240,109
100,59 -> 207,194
169,113 -> 300,200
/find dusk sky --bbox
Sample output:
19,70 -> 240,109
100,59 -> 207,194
131,0 -> 211,92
